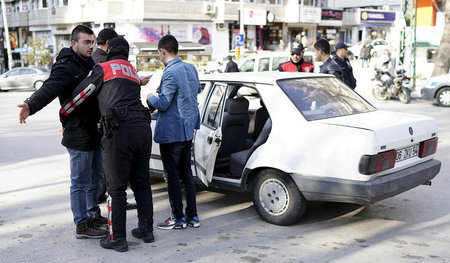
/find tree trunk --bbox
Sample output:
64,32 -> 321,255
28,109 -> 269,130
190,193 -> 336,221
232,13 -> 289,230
431,0 -> 450,77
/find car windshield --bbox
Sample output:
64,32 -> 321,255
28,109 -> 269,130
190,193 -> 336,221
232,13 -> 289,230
277,77 -> 376,121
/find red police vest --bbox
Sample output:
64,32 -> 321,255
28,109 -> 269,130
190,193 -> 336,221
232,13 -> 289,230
280,61 -> 314,72
100,59 -> 140,84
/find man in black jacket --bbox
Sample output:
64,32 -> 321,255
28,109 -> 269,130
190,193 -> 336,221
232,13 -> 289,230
17,25 -> 108,239
92,27 -> 118,64
333,41 -> 357,89
314,39 -> 344,81
60,36 -> 154,252
224,55 -> 239,72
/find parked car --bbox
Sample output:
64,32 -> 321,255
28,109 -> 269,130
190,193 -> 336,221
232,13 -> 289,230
149,72 -> 441,225
348,39 -> 392,59
421,73 -> 450,107
238,51 -> 319,73
0,67 -> 50,91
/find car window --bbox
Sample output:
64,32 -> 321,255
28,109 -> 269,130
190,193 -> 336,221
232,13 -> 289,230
239,58 -> 255,72
203,84 -> 225,129
272,56 -> 288,71
6,69 -> 20,76
277,77 -> 376,121
22,69 -> 36,75
258,58 -> 270,72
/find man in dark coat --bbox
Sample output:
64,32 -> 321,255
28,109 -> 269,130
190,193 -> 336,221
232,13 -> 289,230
224,55 -> 239,72
60,36 -> 155,252
17,25 -> 108,239
314,39 -> 344,81
333,41 -> 357,89
92,27 -> 118,64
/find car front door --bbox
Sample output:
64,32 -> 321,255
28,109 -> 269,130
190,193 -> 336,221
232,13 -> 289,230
193,82 -> 226,186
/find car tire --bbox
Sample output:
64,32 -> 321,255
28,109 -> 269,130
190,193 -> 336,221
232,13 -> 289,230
252,169 -> 306,225
436,87 -> 450,107
33,80 -> 44,90
372,51 -> 377,57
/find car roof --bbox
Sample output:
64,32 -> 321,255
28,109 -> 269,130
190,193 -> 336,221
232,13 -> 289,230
199,72 -> 330,85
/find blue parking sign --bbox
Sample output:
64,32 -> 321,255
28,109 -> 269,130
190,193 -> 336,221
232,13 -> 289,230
234,34 -> 244,47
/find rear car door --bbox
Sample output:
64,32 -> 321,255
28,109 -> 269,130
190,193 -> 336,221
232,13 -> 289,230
193,82 -> 226,186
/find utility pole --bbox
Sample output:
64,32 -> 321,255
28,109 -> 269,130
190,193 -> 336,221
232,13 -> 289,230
399,0 -> 417,90
1,0 -> 13,71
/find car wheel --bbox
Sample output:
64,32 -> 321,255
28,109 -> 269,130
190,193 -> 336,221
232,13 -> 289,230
436,87 -> 450,107
398,88 -> 411,104
34,80 -> 44,90
372,51 -> 378,57
252,169 -> 306,225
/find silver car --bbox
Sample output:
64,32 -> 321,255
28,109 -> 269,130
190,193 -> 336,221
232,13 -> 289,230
0,67 -> 50,91
421,73 -> 450,107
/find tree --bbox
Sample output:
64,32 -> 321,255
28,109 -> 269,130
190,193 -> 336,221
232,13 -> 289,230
24,37 -> 52,67
432,0 -> 450,77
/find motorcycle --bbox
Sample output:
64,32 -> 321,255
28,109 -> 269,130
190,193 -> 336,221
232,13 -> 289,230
372,68 -> 412,104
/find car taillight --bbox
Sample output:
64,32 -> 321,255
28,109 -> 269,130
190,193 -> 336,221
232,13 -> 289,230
359,150 -> 397,175
419,137 -> 438,158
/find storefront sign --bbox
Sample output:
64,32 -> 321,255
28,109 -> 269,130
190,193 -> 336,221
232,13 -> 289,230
299,6 -> 321,23
139,25 -> 212,46
360,10 -> 396,23
243,9 -> 267,26
321,9 -> 342,20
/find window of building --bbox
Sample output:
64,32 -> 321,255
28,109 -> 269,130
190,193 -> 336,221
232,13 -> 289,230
40,0 -> 48,8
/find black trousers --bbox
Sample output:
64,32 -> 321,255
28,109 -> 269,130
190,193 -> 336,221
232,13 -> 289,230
159,140 -> 197,220
103,124 -> 153,239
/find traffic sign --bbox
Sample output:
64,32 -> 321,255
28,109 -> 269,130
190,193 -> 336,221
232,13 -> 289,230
234,34 -> 244,47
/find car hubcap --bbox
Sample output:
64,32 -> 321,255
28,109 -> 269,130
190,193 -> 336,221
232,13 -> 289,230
439,90 -> 450,106
259,178 -> 289,216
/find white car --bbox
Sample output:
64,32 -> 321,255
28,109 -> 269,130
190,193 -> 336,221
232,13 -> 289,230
150,72 -> 441,225
421,73 -> 450,107
349,39 -> 392,59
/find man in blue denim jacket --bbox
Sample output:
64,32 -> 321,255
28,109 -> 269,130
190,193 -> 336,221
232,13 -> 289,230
147,35 -> 202,230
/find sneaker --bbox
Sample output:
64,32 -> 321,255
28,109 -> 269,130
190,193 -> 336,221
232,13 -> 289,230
76,222 -> 108,239
131,227 -> 155,243
184,216 -> 200,228
156,216 -> 186,230
100,236 -> 128,252
88,215 -> 108,227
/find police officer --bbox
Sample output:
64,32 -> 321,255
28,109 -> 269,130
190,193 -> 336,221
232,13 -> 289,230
60,36 -> 154,252
333,41 -> 357,89
277,42 -> 314,72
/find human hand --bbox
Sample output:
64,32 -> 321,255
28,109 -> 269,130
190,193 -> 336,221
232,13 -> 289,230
140,75 -> 151,86
17,103 -> 30,124
146,93 -> 155,101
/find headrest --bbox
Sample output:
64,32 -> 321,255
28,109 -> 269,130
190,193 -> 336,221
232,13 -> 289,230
225,97 -> 249,114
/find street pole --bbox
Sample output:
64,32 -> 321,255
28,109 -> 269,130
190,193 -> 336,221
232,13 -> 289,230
238,0 -> 244,57
1,0 -> 13,71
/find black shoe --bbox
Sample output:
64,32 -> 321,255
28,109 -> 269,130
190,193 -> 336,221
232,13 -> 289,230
76,222 -> 108,239
131,227 -> 155,243
88,215 -> 108,227
100,236 -> 128,252
126,202 -> 137,210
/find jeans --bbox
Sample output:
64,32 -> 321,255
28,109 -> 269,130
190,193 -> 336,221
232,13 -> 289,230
160,140 -> 197,220
67,147 -> 104,225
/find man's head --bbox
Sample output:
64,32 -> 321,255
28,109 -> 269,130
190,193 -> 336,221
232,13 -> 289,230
227,55 -> 233,61
335,41 -> 349,59
314,39 -> 331,62
290,42 -> 304,63
96,28 -> 118,50
71,25 -> 95,59
107,36 -> 129,59
158,35 -> 178,64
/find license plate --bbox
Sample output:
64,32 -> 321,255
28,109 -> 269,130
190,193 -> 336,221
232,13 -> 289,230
396,144 -> 419,162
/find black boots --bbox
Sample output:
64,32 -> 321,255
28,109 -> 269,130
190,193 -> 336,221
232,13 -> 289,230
100,236 -> 128,252
131,226 -> 155,243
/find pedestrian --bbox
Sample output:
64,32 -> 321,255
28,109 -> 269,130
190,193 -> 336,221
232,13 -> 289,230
17,25 -> 108,239
333,41 -> 357,89
224,55 -> 239,72
314,38 -> 344,81
277,42 -> 314,72
147,35 -> 201,230
60,36 -> 155,252
360,43 -> 371,68
92,27 -> 149,210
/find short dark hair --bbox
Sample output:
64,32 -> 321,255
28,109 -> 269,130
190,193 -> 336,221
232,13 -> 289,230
71,25 -> 94,42
158,35 -> 178,55
96,28 -> 118,45
314,39 -> 331,55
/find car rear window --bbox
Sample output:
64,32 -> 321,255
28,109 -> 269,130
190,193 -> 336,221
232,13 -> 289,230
277,77 -> 376,121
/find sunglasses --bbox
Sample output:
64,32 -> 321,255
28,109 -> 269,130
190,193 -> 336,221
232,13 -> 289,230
291,52 -> 302,56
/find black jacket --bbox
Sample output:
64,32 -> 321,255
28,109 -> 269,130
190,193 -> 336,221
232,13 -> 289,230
225,61 -> 239,72
92,48 -> 108,64
320,57 -> 344,82
24,47 -> 101,151
333,55 -> 357,89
